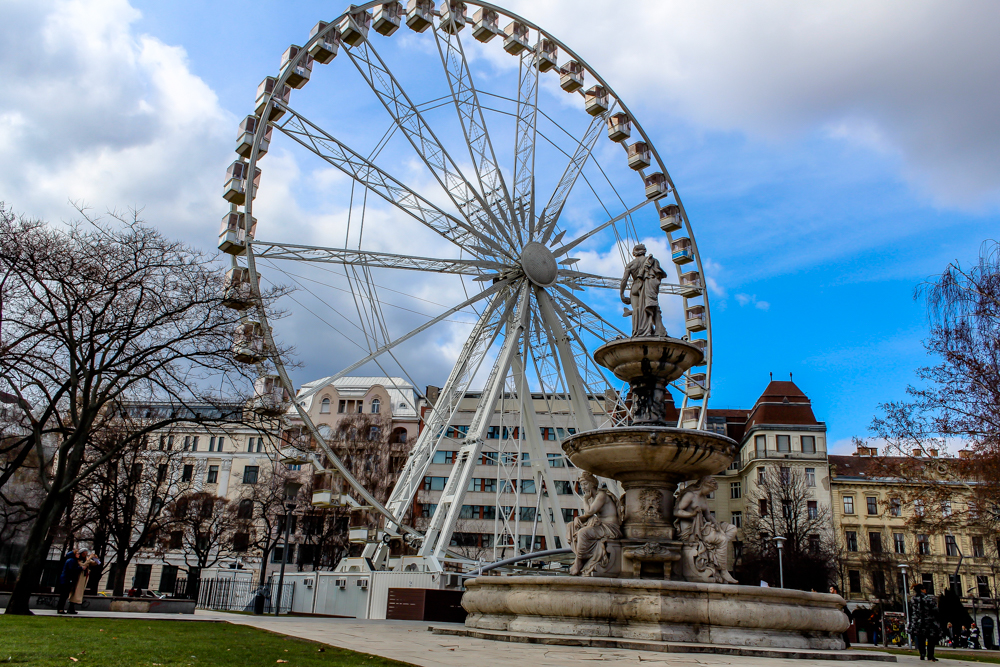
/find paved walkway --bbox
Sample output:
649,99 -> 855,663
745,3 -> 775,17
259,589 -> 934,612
11,609 -> 993,666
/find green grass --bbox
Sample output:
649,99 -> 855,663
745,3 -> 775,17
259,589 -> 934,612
0,616 -> 415,667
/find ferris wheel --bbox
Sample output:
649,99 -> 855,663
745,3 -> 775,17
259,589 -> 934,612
220,0 -> 713,570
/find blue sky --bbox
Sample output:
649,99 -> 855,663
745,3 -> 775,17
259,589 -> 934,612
2,0 -> 998,453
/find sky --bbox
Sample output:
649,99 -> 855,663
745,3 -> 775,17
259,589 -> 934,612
2,0 -> 998,454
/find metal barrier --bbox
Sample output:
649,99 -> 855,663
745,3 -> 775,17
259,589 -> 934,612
196,578 -> 293,614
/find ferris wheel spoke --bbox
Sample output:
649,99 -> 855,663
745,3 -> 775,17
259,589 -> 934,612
344,38 -> 517,253
271,105 -> 512,260
551,286 -> 627,339
538,102 -> 618,245
433,26 -> 515,231
249,241 -> 505,275
550,199 -> 653,257
558,270 -> 696,297
513,37 -> 542,237
421,282 -> 532,560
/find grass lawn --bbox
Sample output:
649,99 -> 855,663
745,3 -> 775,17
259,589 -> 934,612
0,616 -> 415,667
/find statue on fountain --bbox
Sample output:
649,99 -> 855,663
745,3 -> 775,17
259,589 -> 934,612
567,472 -> 622,576
673,477 -> 739,584
620,243 -> 668,337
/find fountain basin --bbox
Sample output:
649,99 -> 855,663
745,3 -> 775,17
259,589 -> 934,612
595,336 -> 703,384
462,576 -> 849,650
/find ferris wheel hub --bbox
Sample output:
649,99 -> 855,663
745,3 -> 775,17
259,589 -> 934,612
519,242 -> 558,287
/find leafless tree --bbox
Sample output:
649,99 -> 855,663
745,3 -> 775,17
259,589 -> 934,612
157,492 -> 240,597
0,204 -> 284,613
739,466 -> 836,590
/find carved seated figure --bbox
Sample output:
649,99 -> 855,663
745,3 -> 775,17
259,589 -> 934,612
673,477 -> 738,584
567,472 -> 622,576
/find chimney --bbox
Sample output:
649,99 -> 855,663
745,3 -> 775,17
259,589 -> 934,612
958,449 -> 971,459
928,448 -> 939,457
913,448 -> 923,457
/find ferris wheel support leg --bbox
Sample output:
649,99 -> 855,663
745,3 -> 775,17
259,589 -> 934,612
511,352 -> 568,550
420,285 -> 531,560
534,287 -> 597,433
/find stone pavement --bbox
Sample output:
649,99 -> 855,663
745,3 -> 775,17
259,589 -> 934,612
11,609 -> 990,666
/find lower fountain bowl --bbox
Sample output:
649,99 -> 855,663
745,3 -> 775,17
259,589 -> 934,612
462,576 -> 849,650
562,426 -> 736,484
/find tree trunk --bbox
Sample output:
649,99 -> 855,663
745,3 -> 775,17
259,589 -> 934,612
258,547 -> 272,587
112,551 -> 130,597
4,488 -> 69,614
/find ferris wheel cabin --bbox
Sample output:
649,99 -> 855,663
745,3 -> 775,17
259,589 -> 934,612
472,8 -> 500,42
280,46 -> 313,89
627,141 -> 651,170
232,321 -> 266,364
373,2 -> 402,36
685,304 -> 706,332
236,116 -> 271,160
659,204 -> 682,232
406,0 -> 434,33
584,86 -> 609,116
221,266 -> 257,310
503,20 -> 530,55
439,1 -> 468,34
252,374 -> 292,417
538,38 -> 558,72
255,77 -> 291,121
559,60 -> 584,92
678,270 -> 702,298
218,210 -> 256,256
644,172 -> 668,199
607,113 -> 631,142
338,9 -> 372,46
670,237 -> 693,265
223,160 -> 260,206
308,22 -> 341,64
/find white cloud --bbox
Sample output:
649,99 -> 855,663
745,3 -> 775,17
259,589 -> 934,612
0,0 -> 232,241
735,293 -> 769,311
503,0 -> 1000,209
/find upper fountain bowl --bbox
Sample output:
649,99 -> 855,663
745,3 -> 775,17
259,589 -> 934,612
594,337 -> 703,385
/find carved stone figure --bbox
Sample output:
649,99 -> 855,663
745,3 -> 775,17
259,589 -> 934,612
620,244 -> 668,337
567,472 -> 622,576
673,477 -> 738,584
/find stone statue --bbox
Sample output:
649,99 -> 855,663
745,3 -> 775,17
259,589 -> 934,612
567,471 -> 622,576
620,244 -> 668,337
673,477 -> 738,584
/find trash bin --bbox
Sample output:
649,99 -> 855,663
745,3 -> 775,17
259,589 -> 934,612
253,585 -> 269,615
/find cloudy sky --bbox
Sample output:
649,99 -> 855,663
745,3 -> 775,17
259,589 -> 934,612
2,0 -> 998,453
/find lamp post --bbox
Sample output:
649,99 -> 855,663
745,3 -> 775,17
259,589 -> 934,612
274,480 -> 302,616
899,564 -> 910,648
773,536 -> 786,588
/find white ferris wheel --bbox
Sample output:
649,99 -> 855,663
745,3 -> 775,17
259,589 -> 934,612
219,0 -> 713,570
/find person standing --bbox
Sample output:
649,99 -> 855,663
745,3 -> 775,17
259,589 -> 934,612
56,549 -> 82,614
908,584 -> 941,661
970,623 -> 981,650
830,585 -> 853,648
68,550 -> 99,613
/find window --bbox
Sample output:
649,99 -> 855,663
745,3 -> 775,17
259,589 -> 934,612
167,435 -> 174,450
949,574 -> 962,597
159,565 -> 178,594
978,575 -> 991,598
872,571 -> 886,597
894,533 -> 906,554
423,476 -> 448,491
486,426 -> 500,439
869,532 -> 883,553
432,451 -> 455,465
846,531 -> 858,552
782,499 -> 792,520
889,498 -> 901,517
730,481 -> 742,499
200,499 -> 214,518
843,496 -> 855,514
233,532 -> 249,552
287,464 -> 301,471
370,398 -> 380,414
560,508 -> 577,523
757,467 -> 765,484
848,570 -> 862,594
191,436 -> 199,452
209,436 -> 216,452
182,465 -> 193,482
779,467 -> 790,484
759,499 -> 768,516
242,466 -> 259,484
733,540 -> 743,560
973,535 -> 985,558
807,500 -> 818,519
805,468 -> 816,487
801,435 -> 816,454
521,479 -> 536,494
256,438 -> 263,453
272,544 -> 295,563
445,425 -> 468,439
945,535 -> 959,556
755,434 -> 766,455
918,534 -> 930,555
337,399 -> 345,413
731,511 -> 742,528
922,573 -> 935,595
517,507 -> 536,522
969,501 -> 979,520
159,436 -> 167,451
809,534 -> 820,553
134,564 -> 152,589
553,480 -> 572,495
420,503 -> 437,518
547,453 -> 565,468
540,427 -> 558,441
216,436 -> 225,452
321,398 -> 331,414
914,499 -> 925,516
941,500 -> 952,517
168,531 -> 183,550
776,435 -> 790,452
157,464 -> 168,483
183,436 -> 191,451
206,465 -> 219,484
237,499 -> 253,519
867,497 -> 878,515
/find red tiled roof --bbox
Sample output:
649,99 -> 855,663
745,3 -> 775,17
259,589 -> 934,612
745,380 -> 818,428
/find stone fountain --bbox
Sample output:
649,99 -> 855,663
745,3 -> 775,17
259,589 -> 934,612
460,245 -> 850,650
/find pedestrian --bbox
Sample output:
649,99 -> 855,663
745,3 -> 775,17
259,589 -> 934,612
68,550 -> 99,613
830,585 -> 852,648
908,583 -> 941,662
960,625 -> 970,649
970,622 -> 981,650
945,622 -> 954,647
56,548 -> 82,614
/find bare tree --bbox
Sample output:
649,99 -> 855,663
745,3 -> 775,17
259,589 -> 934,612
0,205 -> 283,613
739,466 -> 836,590
158,492 -> 239,598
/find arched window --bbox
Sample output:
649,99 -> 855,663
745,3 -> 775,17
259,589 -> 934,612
371,398 -> 380,414
320,397 -> 331,414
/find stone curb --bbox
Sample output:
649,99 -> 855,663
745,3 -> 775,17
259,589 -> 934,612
429,625 -> 898,662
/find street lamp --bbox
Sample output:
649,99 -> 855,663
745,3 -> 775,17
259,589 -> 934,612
899,564 -> 911,648
773,536 -> 786,588
274,480 -> 302,616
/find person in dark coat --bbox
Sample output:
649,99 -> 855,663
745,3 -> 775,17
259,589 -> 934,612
908,584 -> 941,661
56,549 -> 83,614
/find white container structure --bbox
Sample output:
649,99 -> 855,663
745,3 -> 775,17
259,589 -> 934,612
685,304 -> 706,332
671,237 -> 693,265
373,2 -> 402,36
222,266 -> 255,310
308,22 -> 341,64
658,204 -> 682,232
439,0 -> 467,34
607,113 -> 631,143
678,270 -> 701,298
405,0 -> 434,32
251,374 -> 291,417
280,45 -> 313,89
226,0 -> 717,586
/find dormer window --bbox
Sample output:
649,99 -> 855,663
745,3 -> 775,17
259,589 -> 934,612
320,397 -> 331,414
371,398 -> 381,414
